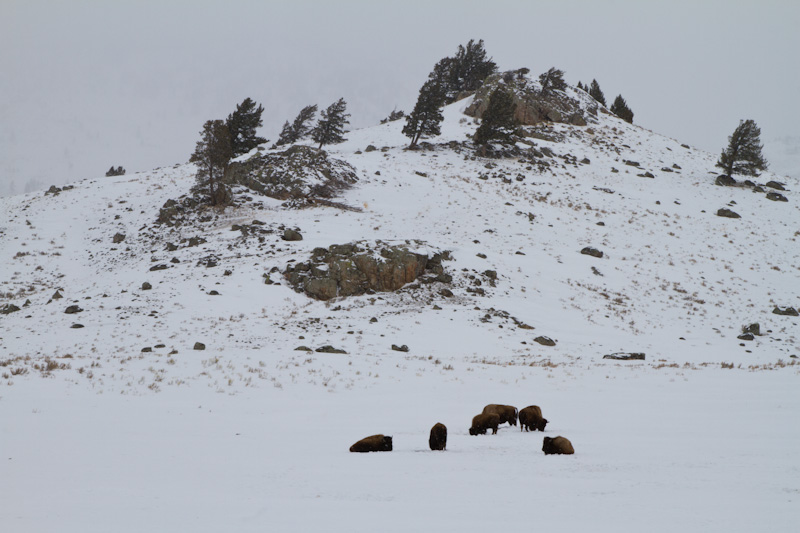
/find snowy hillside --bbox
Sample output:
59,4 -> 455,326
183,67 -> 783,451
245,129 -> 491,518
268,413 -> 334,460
1,93 -> 799,532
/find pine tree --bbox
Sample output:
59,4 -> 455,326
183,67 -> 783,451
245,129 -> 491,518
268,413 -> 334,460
588,79 -> 606,106
276,104 -> 318,146
577,81 -> 585,91
610,94 -> 634,123
473,88 -> 518,145
402,80 -> 446,148
539,67 -> 567,96
226,97 -> 267,156
716,119 -> 768,177
428,39 -> 497,103
190,120 -> 233,205
105,166 -> 125,177
312,98 -> 350,149
380,109 -> 405,124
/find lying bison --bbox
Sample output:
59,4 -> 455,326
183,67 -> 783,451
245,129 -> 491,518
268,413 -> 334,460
482,404 -> 517,427
519,405 -> 548,432
349,434 -> 393,453
429,423 -> 447,451
469,413 -> 500,435
542,436 -> 574,455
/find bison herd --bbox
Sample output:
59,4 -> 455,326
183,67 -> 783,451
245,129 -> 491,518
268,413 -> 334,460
349,403 -> 573,455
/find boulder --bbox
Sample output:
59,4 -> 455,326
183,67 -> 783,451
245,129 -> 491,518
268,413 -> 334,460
603,352 -> 645,360
581,247 -> 604,258
766,191 -> 788,202
743,323 -> 760,336
0,303 -> 21,315
716,208 -> 740,219
112,233 -> 126,244
285,242 -> 450,300
772,306 -> 799,316
64,305 -> 83,314
534,336 -> 556,346
715,175 -> 736,186
315,345 -> 348,354
282,228 -> 303,241
141,282 -> 152,290
766,181 -> 786,191
193,342 -> 206,350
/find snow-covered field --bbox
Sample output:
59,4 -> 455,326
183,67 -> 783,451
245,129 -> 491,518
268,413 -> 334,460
1,92 -> 798,531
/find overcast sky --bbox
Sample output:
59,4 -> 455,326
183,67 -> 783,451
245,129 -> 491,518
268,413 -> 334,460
2,0 -> 798,197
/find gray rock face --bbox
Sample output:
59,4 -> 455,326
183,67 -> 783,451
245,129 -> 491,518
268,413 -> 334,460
285,243 -> 451,301
464,71 -> 595,128
224,145 -> 358,201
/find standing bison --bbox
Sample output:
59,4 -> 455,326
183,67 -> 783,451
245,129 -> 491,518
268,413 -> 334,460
349,434 -> 393,453
482,404 -> 517,427
542,436 -> 574,455
429,423 -> 447,451
469,413 -> 500,435
519,405 -> 548,432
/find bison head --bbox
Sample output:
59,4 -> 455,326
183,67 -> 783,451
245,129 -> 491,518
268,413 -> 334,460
537,418 -> 548,431
382,436 -> 393,451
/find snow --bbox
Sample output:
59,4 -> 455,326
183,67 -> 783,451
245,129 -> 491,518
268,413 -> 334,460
1,94 -> 799,531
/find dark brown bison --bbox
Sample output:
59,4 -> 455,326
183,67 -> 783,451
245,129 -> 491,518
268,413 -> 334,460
429,423 -> 447,451
519,405 -> 548,432
469,413 -> 500,435
482,404 -> 518,426
542,436 -> 574,455
349,434 -> 393,453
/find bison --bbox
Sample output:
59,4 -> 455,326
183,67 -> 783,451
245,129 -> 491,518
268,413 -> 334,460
542,436 -> 574,455
349,434 -> 393,453
482,404 -> 518,427
429,423 -> 447,451
519,405 -> 548,432
469,413 -> 500,435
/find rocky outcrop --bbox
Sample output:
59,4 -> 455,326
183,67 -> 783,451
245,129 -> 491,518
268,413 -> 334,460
285,242 -> 452,301
464,71 -> 597,128
224,145 -> 358,201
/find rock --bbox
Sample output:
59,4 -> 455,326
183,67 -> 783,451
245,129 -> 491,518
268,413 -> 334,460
766,181 -> 785,191
208,290 -> 220,296
483,270 -> 497,281
46,185 -> 62,195
64,305 -> 83,314
624,160 -> 641,167
772,306 -> 799,316
141,282 -> 152,290
315,345 -> 348,354
154,344 -> 166,349
141,347 -> 152,353
365,145 -> 377,152
637,172 -> 655,178
716,208 -> 740,219
603,352 -> 645,360
743,323 -> 760,336
165,242 -> 178,252
23,299 -> 31,307
170,257 -> 180,264
737,333 -> 754,341
0,304 -> 21,315
282,228 -> 303,241
286,242 -> 449,301
193,342 -> 206,351
715,175 -> 736,186
187,236 -> 207,247
112,233 -> 126,244
70,323 -> 84,329
439,288 -> 454,298
52,290 -> 63,299
415,171 -> 428,177
766,191 -> 788,202
464,71 -> 593,127
391,344 -> 409,352
294,346 -> 313,352
534,336 -> 556,346
580,247 -> 604,258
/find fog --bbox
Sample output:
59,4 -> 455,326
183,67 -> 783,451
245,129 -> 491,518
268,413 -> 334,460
2,0 -> 798,197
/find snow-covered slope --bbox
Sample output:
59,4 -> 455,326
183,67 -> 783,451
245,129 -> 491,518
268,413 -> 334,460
1,95 -> 798,532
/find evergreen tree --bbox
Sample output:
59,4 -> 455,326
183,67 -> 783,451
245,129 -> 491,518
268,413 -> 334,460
588,79 -> 606,106
380,109 -> 405,124
105,166 -> 125,177
577,81 -> 585,91
539,67 -> 567,96
312,98 -> 350,149
610,94 -> 634,123
474,88 -> 518,145
716,119 -> 768,177
276,104 -> 318,146
428,39 -> 497,103
226,97 -> 267,156
402,80 -> 446,148
190,120 -> 233,205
